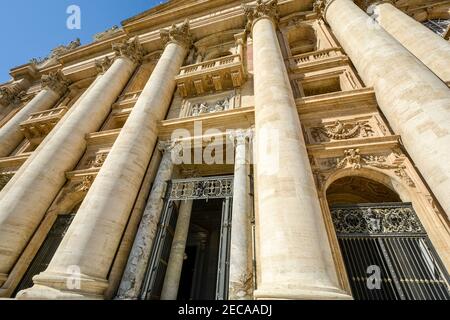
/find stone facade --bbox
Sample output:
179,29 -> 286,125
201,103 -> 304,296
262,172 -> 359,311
0,0 -> 449,300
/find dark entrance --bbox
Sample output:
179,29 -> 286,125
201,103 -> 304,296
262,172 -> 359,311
13,214 -> 75,296
140,176 -> 233,300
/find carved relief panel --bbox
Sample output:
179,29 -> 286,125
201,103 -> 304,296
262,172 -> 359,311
179,90 -> 241,118
304,115 -> 389,144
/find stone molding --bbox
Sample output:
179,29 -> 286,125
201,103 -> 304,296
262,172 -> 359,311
112,37 -> 145,65
160,19 -> 192,49
40,71 -> 70,95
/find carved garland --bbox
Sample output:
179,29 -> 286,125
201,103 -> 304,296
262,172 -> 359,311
311,120 -> 374,141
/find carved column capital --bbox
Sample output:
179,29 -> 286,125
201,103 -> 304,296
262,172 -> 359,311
243,0 -> 280,33
0,87 -> 25,106
229,128 -> 254,147
158,139 -> 184,155
112,37 -> 145,65
41,71 -> 70,95
95,56 -> 113,75
160,19 -> 192,49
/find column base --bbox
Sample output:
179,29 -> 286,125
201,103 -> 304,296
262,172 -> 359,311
16,271 -> 109,300
254,284 -> 353,300
16,285 -> 104,300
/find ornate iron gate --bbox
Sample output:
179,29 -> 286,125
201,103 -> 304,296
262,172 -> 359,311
140,176 -> 234,300
13,214 -> 75,296
331,203 -> 450,300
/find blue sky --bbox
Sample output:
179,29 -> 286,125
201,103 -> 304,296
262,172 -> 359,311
0,0 -> 165,83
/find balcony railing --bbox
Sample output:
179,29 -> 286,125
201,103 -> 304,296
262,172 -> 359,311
20,106 -> 68,144
290,47 -> 344,71
176,54 -> 245,98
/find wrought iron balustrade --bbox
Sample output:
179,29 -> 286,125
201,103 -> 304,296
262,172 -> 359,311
168,176 -> 234,201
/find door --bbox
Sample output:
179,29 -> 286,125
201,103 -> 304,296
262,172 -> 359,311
332,203 -> 450,300
215,197 -> 232,300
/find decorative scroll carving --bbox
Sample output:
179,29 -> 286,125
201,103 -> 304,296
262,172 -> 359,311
168,176 -> 234,201
41,71 -> 70,95
94,25 -> 123,42
72,175 -> 95,193
243,0 -> 279,31
229,128 -> 254,146
335,149 -> 416,187
160,19 -> 192,49
95,56 -> 113,75
311,120 -> 374,142
331,204 -> 424,235
190,96 -> 232,116
112,38 -> 145,64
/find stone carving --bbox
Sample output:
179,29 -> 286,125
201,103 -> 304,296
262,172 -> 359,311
0,87 -> 25,106
89,152 -> 109,168
95,56 -> 113,75
311,120 -> 374,142
112,38 -> 145,64
336,149 -> 416,187
0,171 -> 14,191
243,0 -> 279,31
73,175 -> 95,193
160,19 -> 192,49
336,148 -> 362,169
94,25 -> 123,42
30,38 -> 81,65
313,0 -> 326,18
190,96 -> 232,116
41,71 -> 70,95
230,273 -> 253,299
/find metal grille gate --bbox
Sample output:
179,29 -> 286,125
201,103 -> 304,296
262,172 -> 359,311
13,214 -> 75,296
140,176 -> 234,300
331,203 -> 450,300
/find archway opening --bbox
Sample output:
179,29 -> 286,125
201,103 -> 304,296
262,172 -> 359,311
326,175 -> 450,300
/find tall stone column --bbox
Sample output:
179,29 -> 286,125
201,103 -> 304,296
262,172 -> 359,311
116,141 -> 180,299
0,72 -> 68,157
0,41 -> 139,289
245,0 -> 348,299
18,22 -> 192,299
229,129 -> 253,300
323,0 -> 450,217
368,1 -> 450,83
160,199 -> 194,300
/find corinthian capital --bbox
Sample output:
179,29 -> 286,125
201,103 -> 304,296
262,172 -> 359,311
95,56 -> 113,75
243,0 -> 279,32
160,19 -> 192,49
41,71 -> 70,95
112,38 -> 145,64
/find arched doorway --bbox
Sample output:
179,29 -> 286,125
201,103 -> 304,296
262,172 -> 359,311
327,176 -> 450,300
